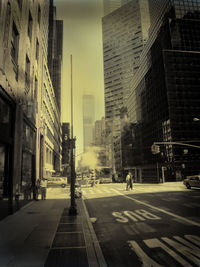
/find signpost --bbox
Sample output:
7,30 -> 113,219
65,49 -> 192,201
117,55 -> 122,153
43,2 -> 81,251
69,55 -> 77,215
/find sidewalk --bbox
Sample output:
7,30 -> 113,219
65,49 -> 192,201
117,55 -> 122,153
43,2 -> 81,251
0,197 -> 107,267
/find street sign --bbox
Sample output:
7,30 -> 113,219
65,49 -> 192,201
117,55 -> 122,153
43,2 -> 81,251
151,144 -> 160,154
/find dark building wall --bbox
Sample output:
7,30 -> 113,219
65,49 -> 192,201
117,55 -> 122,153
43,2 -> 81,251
48,3 -> 63,113
130,12 -> 200,181
52,20 -> 63,112
48,0 -> 55,78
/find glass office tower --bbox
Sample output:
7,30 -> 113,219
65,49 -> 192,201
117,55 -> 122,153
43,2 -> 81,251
127,0 -> 200,182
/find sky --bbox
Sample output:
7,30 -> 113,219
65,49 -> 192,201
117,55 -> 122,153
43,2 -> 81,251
54,0 -> 105,158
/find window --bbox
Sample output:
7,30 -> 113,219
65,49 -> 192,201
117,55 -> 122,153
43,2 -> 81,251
34,77 -> 38,99
27,11 -> 33,41
38,4 -> 41,26
36,38 -> 39,61
25,55 -> 30,94
34,77 -> 38,112
11,21 -> 19,79
17,0 -> 22,9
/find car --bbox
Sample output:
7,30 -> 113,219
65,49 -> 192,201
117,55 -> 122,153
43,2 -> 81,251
183,175 -> 200,189
47,177 -> 67,188
99,177 -> 112,184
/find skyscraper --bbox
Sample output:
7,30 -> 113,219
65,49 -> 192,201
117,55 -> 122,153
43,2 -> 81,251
102,0 -> 150,121
52,20 -> 63,112
48,0 -> 63,112
82,95 -> 95,151
103,0 -> 132,16
127,0 -> 200,182
103,0 -> 121,16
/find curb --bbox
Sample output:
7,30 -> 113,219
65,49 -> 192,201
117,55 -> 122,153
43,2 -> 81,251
80,198 -> 107,267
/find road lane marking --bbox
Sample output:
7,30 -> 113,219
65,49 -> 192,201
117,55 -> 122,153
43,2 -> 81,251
112,210 -> 161,223
129,235 -> 200,266
161,237 -> 200,265
128,240 -> 163,267
111,189 -> 200,227
144,238 -> 193,266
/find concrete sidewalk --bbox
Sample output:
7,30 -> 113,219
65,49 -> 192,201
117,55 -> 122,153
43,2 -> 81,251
0,197 -> 107,267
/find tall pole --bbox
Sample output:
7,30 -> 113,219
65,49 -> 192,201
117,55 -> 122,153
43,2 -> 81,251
69,54 -> 77,215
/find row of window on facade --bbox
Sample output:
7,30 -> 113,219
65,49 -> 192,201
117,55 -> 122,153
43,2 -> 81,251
10,5 -> 41,85
46,147 -> 53,165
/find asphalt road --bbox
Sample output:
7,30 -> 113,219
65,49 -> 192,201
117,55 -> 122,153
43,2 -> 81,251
83,182 -> 200,267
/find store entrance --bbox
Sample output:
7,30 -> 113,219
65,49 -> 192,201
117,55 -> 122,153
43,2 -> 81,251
0,143 -> 10,199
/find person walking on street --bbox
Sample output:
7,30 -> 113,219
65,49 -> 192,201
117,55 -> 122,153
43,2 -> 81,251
40,178 -> 47,200
126,172 -> 131,191
33,179 -> 40,201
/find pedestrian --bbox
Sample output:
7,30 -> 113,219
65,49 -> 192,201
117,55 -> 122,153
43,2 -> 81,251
91,178 -> 95,187
126,172 -> 131,191
40,178 -> 47,200
33,179 -> 40,201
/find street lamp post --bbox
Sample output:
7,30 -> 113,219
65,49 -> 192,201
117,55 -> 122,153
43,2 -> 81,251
69,55 -> 77,215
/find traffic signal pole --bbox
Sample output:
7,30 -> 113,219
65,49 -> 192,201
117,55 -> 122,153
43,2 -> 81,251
69,54 -> 77,215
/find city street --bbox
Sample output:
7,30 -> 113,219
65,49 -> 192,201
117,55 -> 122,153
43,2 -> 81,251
83,182 -> 200,267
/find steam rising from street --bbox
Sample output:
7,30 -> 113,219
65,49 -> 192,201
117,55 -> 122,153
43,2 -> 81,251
79,146 -> 103,169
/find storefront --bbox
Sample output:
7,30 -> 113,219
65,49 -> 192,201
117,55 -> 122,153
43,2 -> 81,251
0,91 -> 14,199
21,118 -> 36,200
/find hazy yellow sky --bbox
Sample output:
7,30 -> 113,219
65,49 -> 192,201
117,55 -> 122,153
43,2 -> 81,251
55,0 -> 105,156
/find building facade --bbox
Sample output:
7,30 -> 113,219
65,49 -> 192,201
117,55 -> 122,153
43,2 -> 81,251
0,0 -> 63,219
0,0 -> 48,215
42,61 -> 62,178
102,0 -> 150,173
102,0 -> 150,121
103,0 -> 132,16
82,95 -> 95,151
94,117 -> 106,146
127,0 -> 200,182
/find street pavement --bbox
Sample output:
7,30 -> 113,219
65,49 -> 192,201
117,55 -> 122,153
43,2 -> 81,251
83,182 -> 200,267
0,182 -> 199,267
0,186 -> 106,267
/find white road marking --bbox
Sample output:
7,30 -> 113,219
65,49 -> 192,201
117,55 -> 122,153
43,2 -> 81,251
112,209 -> 161,223
128,240 -> 163,267
111,189 -> 200,227
144,238 -> 192,267
129,235 -> 200,266
161,237 -> 200,265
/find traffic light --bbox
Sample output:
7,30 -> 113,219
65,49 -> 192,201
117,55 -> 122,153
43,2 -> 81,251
151,144 -> 160,154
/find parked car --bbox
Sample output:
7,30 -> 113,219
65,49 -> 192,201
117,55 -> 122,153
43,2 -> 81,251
99,177 -> 112,184
47,177 -> 67,188
183,175 -> 200,189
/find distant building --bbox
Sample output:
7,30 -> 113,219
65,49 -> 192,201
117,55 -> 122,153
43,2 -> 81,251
82,95 -> 95,151
102,0 -> 150,173
94,117 -> 106,146
42,61 -> 62,178
48,0 -> 63,112
103,0 -> 121,16
103,0 -> 131,16
43,0 -> 62,178
102,0 -> 150,122
127,0 -> 200,182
